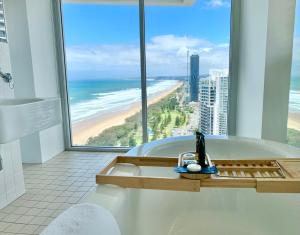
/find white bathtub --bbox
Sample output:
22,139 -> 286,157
85,136 -> 300,235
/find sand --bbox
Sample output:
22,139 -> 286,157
288,112 -> 300,131
72,82 -> 183,145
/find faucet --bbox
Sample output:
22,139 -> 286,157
0,68 -> 14,89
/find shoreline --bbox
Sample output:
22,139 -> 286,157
288,112 -> 300,131
72,81 -> 183,145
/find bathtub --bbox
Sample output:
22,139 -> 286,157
84,136 -> 300,235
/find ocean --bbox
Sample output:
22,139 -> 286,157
289,76 -> 300,112
68,76 -> 300,123
68,79 -> 179,122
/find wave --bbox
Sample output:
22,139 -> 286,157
289,90 -> 300,112
70,80 -> 179,122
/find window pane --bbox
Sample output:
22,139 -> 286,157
145,0 -> 231,141
287,1 -> 300,147
62,2 -> 142,147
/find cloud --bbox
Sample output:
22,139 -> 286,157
205,0 -> 231,8
66,34 -> 229,79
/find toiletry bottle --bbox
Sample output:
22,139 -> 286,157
196,132 -> 206,167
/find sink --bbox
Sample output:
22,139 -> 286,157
0,98 -> 44,106
0,98 -> 62,144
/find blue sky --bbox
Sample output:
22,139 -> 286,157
62,0 -> 232,79
62,0 -> 299,79
292,0 -> 300,77
63,0 -> 230,45
295,1 -> 300,37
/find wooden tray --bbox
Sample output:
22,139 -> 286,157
215,160 -> 285,178
96,156 -> 300,193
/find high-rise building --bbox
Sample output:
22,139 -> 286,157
199,69 -> 228,135
189,54 -> 199,102
199,77 -> 216,135
212,70 -> 229,135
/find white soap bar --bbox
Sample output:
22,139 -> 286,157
187,164 -> 202,172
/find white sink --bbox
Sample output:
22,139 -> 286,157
0,98 -> 62,144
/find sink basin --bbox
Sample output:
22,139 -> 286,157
0,98 -> 62,144
0,98 -> 44,106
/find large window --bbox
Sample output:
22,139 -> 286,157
287,0 -> 300,147
62,3 -> 143,147
145,2 -> 231,141
61,0 -> 231,148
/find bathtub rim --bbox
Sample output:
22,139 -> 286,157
126,135 -> 300,157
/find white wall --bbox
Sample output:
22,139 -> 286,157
4,0 -> 35,98
0,43 -> 14,98
4,0 -> 64,163
261,0 -> 296,142
236,0 -> 296,143
236,0 -> 268,138
0,8 -> 25,209
26,0 -> 59,98
0,141 -> 25,209
26,0 -> 65,163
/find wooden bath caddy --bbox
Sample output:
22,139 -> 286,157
96,156 -> 300,193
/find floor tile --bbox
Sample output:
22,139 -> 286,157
14,207 -> 30,215
25,208 -> 42,216
38,209 -> 55,217
15,215 -> 34,224
28,216 -> 48,226
1,206 -> 17,214
34,202 -> 49,209
22,224 -> 39,234
2,214 -> 22,223
34,225 -> 46,234
0,212 -> 7,220
4,223 -> 25,233
0,151 -> 117,235
0,221 -> 11,231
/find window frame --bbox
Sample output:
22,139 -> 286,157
52,0 -> 239,152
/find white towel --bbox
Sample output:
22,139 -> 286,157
41,203 -> 121,235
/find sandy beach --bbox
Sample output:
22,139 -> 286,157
288,112 -> 300,131
72,81 -> 183,145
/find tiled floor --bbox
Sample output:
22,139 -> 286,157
0,151 -> 117,235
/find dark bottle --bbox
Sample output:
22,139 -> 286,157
196,131 -> 206,167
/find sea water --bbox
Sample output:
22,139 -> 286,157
68,79 -> 179,123
289,76 -> 300,112
67,76 -> 299,124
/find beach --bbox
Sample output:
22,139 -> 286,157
72,81 -> 183,145
288,112 -> 300,131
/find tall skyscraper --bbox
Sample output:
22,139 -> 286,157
199,69 -> 229,135
199,77 -> 216,135
211,70 -> 229,135
189,54 -> 199,102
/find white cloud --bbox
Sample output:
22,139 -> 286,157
66,34 -> 229,79
205,0 -> 230,8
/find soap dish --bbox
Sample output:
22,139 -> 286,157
175,152 -> 218,179
175,165 -> 218,179
175,165 -> 218,174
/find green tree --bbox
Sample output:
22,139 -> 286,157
167,113 -> 171,124
129,136 -> 137,146
175,116 -> 181,127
